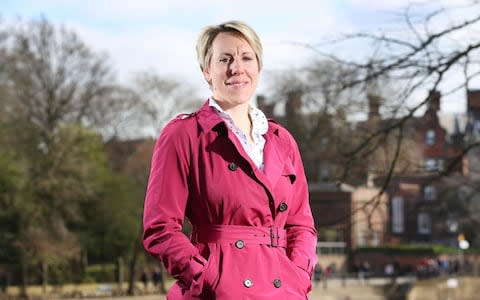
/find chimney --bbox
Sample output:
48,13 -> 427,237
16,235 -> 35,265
427,89 -> 441,112
256,94 -> 274,118
367,93 -> 381,121
467,89 -> 480,113
256,94 -> 266,109
286,90 -> 302,117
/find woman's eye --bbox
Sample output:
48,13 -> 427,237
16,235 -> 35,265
219,57 -> 230,63
243,56 -> 254,61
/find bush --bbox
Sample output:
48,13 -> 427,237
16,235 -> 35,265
356,244 -> 455,255
85,263 -> 116,282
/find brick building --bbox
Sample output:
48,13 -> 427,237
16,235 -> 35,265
309,183 -> 353,273
351,184 -> 388,249
259,89 -> 477,269
368,90 -> 464,246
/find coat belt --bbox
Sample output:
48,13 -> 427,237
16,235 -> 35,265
191,225 -> 287,248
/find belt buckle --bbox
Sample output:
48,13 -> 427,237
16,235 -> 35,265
269,226 -> 279,247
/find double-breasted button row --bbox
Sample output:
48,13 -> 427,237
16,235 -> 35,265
235,240 -> 245,249
243,278 -> 253,288
242,278 -> 282,289
273,278 -> 282,288
228,162 -> 238,171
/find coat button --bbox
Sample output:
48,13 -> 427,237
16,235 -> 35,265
228,162 -> 238,171
243,279 -> 253,288
235,240 -> 245,249
278,202 -> 288,212
273,279 -> 282,288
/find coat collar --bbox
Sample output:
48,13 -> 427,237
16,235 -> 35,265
196,100 -> 225,133
195,100 -> 291,190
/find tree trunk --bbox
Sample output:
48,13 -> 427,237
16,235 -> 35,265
116,256 -> 124,286
127,227 -> 143,296
160,263 -> 166,294
19,252 -> 28,299
41,260 -> 48,294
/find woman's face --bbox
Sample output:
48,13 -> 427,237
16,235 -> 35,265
203,32 -> 259,110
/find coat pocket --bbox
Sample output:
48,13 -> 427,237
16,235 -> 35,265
282,160 -> 297,184
279,253 -> 311,296
202,243 -> 219,290
188,243 -> 219,297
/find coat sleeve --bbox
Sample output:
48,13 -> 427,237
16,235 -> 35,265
284,133 -> 318,282
143,118 -> 207,293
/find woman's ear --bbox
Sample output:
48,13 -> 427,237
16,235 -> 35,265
203,69 -> 211,85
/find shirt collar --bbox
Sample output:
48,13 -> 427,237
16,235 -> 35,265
208,97 -> 268,135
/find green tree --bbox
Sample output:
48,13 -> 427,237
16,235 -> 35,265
0,16 -> 140,296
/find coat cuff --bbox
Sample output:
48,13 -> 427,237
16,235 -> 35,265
291,255 -> 313,277
186,255 -> 208,296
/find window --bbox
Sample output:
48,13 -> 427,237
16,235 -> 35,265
319,137 -> 329,151
458,188 -> 470,202
319,165 -> 330,181
358,231 -> 366,247
418,213 -> 432,234
392,196 -> 404,233
358,231 -> 380,247
424,185 -> 437,201
437,159 -> 445,171
425,159 -> 438,171
474,120 -> 480,138
425,129 -> 436,145
316,241 -> 346,255
371,231 -> 381,246
447,216 -> 458,233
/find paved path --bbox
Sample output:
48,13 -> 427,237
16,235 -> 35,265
59,278 -> 414,300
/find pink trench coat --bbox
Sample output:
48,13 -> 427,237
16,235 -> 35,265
143,101 -> 317,299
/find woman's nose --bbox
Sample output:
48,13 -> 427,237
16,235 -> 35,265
230,59 -> 244,75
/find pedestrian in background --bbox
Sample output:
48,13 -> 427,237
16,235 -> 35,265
140,268 -> 149,291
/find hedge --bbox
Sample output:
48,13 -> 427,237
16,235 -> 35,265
355,244 -> 479,256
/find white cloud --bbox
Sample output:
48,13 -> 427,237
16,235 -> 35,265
349,0 -> 421,11
63,0 -> 346,95
69,20 -> 203,83
3,0 -> 479,112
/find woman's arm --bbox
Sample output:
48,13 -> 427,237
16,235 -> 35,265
284,134 -> 318,287
143,118 -> 207,293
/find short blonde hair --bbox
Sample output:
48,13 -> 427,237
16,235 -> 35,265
196,20 -> 263,72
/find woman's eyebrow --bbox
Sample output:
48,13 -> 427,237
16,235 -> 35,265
218,50 -> 254,56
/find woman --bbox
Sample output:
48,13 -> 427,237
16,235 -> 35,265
143,20 -> 317,299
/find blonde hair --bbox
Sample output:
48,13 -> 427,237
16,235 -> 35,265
196,20 -> 263,73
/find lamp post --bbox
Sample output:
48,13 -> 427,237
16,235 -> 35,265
457,234 -> 470,275
459,239 -> 470,251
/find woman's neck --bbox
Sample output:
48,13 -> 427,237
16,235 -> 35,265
222,103 -> 253,144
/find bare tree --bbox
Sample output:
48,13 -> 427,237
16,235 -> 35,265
132,70 -> 202,136
265,60 -> 412,184
116,71 -> 201,294
319,2 -> 480,244
265,2 -> 480,250
0,16 -> 148,296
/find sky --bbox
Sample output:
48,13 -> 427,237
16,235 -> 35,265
2,0 -> 479,115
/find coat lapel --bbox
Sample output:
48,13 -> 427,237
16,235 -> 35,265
258,125 -> 290,188
196,101 -> 290,191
